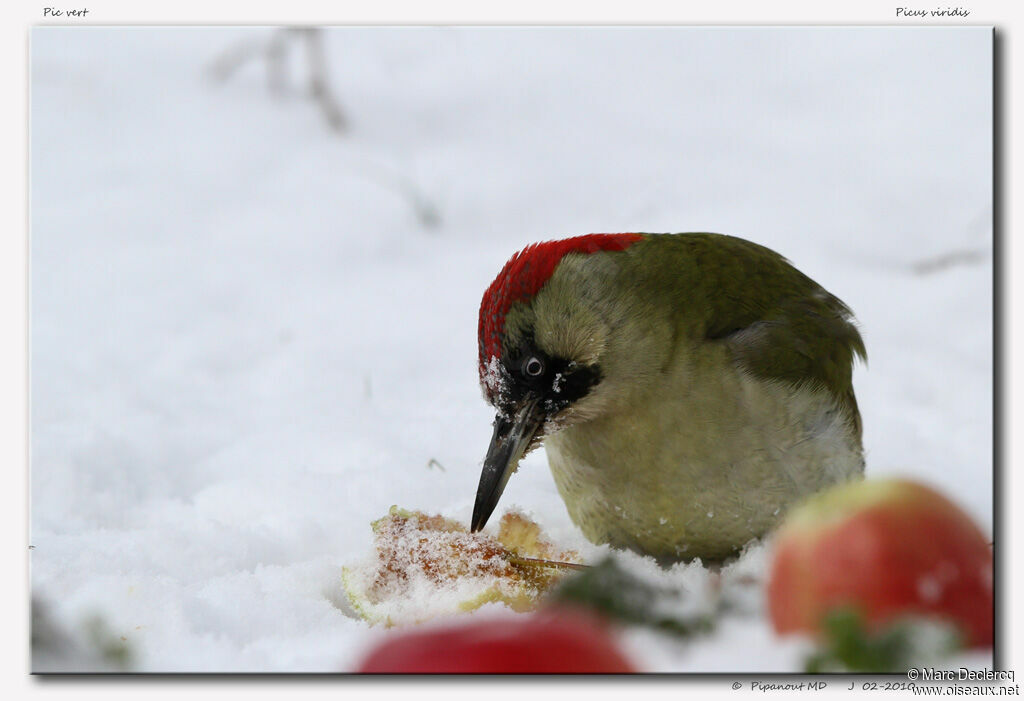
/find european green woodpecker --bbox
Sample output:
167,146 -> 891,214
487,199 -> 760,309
471,233 -> 866,562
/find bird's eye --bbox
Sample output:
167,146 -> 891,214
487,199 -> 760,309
522,356 -> 545,378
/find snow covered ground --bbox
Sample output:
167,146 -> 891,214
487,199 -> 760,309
29,26 -> 992,672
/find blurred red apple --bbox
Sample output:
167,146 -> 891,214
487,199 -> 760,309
354,609 -> 637,673
768,478 -> 993,648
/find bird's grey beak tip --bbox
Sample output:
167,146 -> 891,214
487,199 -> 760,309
469,506 -> 488,533
471,397 -> 544,536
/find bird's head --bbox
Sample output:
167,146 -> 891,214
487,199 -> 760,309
471,233 -> 650,532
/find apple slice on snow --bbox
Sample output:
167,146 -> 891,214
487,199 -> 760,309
342,507 -> 581,626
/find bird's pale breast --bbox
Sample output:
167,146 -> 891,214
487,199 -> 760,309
544,357 -> 864,562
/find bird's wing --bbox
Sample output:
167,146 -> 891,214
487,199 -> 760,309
712,292 -> 866,438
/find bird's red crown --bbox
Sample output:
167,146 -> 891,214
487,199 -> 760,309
478,233 -> 644,380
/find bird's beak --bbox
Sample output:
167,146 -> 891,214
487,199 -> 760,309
471,395 -> 545,532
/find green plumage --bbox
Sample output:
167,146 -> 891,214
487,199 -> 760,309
632,234 -> 866,436
478,233 -> 867,562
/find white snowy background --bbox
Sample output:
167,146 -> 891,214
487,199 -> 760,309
30,27 -> 992,672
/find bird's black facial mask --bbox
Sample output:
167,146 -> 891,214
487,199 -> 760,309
471,341 -> 602,532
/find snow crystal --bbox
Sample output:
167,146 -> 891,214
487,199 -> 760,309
481,355 -> 510,401
916,575 -> 943,604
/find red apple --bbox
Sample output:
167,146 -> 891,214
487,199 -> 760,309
768,478 -> 993,648
354,609 -> 637,673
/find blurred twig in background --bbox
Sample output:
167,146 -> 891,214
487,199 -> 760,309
209,27 -> 347,133
911,248 -> 987,275
207,27 -> 441,230
339,152 -> 442,230
912,207 -> 991,275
